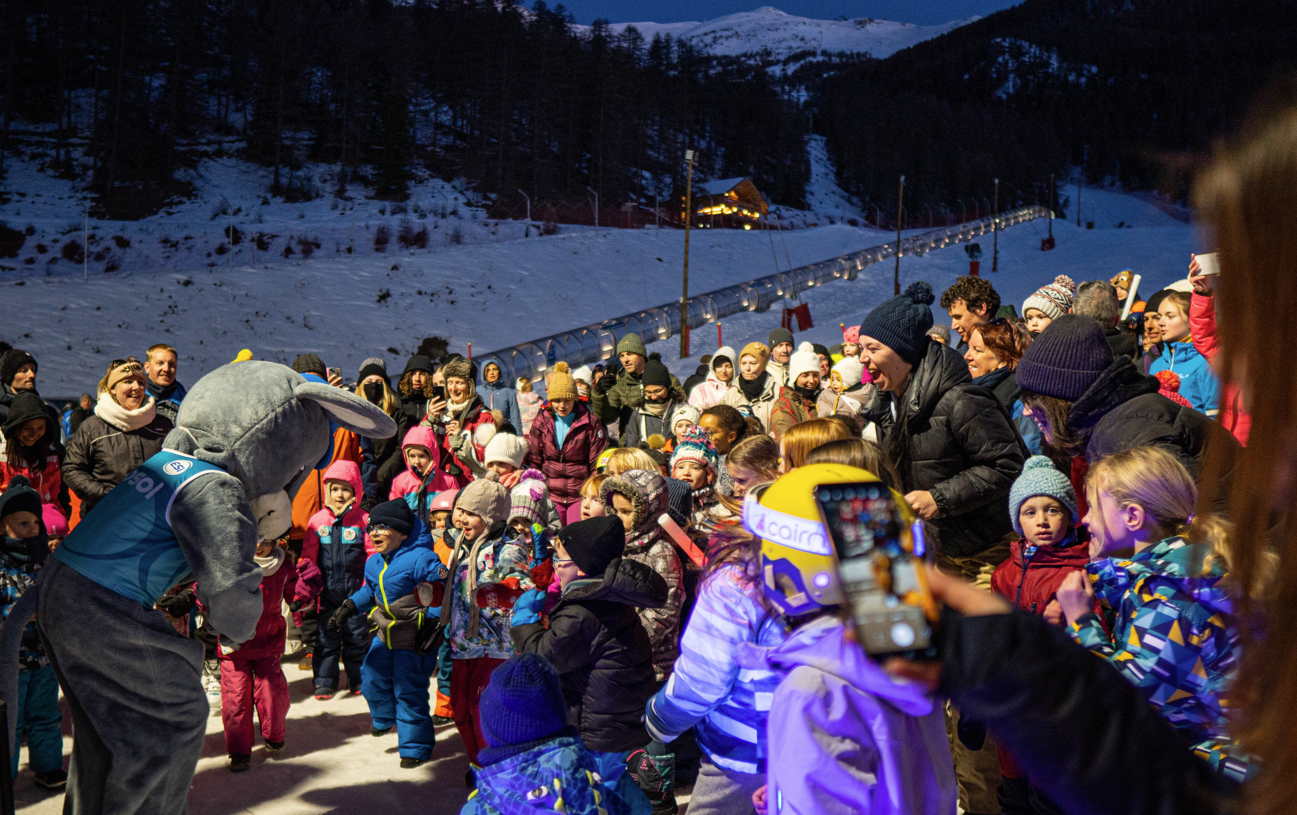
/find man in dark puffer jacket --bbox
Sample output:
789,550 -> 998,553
510,516 -> 667,754
1016,315 -> 1240,487
859,282 -> 1028,571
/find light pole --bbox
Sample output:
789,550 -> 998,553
681,149 -> 696,359
586,186 -> 599,232
992,178 -> 1000,273
894,174 -> 904,295
517,189 -> 531,237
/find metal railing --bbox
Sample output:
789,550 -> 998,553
476,205 -> 1050,384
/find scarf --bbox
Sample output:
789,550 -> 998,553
94,391 -> 158,432
254,547 -> 285,577
971,366 -> 1013,390
146,379 -> 180,402
739,372 -> 768,401
793,384 -> 819,403
640,397 -> 670,418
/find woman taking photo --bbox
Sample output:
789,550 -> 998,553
63,358 -> 173,517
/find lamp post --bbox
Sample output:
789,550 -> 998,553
894,174 -> 904,295
992,178 -> 1000,273
517,189 -> 531,237
586,186 -> 599,232
681,149 -> 696,359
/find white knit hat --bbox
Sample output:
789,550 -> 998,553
787,342 -> 821,384
668,404 -> 701,432
572,365 -> 593,383
484,433 -> 528,469
831,356 -> 864,388
1023,275 -> 1076,321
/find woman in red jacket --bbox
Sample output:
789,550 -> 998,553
1188,257 -> 1250,445
524,362 -> 608,526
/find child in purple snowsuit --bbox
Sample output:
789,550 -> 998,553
739,616 -> 957,814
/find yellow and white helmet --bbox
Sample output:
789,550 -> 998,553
742,463 -> 922,617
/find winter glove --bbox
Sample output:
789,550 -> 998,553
327,599 -> 359,633
509,589 -> 548,627
595,368 -> 617,395
288,600 -> 303,613
156,588 -> 197,617
415,581 -> 445,608
528,525 -> 555,590
475,578 -> 526,609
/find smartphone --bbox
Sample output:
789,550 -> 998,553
1193,252 -> 1220,276
816,482 -> 940,660
326,366 -> 342,382
431,385 -> 446,401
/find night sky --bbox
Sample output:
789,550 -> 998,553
550,0 -> 1023,26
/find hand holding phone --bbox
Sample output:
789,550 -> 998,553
817,482 -> 940,660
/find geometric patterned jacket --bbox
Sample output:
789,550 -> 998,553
1068,536 -> 1252,782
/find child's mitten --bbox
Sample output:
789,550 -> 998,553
509,589 -> 548,627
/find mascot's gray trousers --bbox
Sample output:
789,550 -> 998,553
39,560 -> 208,815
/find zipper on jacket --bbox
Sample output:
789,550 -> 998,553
1015,543 -> 1039,610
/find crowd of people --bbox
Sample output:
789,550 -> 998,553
4,88 -> 1297,815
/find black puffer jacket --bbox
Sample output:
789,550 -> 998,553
62,412 -> 173,514
512,557 -> 668,753
1068,357 -> 1240,482
862,341 -> 1027,558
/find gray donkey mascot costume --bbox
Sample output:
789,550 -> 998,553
0,361 -> 396,814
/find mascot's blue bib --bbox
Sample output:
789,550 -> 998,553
53,451 -> 224,607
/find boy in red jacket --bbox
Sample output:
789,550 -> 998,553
990,455 -> 1089,815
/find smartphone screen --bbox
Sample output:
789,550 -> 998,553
816,482 -> 939,659
431,385 -> 446,401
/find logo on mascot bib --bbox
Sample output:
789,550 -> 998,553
162,460 -> 193,476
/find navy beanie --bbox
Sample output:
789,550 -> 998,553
368,499 -> 415,537
480,654 -> 569,748
641,357 -> 672,389
859,281 -> 935,367
1015,314 -> 1114,401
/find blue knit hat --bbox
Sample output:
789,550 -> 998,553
1009,456 -> 1079,536
1015,314 -> 1114,401
479,653 -> 569,748
859,281 -> 935,366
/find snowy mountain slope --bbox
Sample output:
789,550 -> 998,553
599,6 -> 976,62
3,219 -> 898,398
655,191 -> 1201,381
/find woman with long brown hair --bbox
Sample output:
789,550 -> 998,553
894,80 -> 1297,815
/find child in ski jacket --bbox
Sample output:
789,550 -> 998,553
989,456 -> 1091,812
0,477 -> 62,786
1058,446 -> 1251,782
215,538 -> 319,769
439,476 -> 535,765
599,469 -> 684,682
512,517 -> 668,754
329,499 -> 446,766
390,426 -> 460,520
303,459 -> 372,698
461,653 -> 651,815
645,527 -> 788,807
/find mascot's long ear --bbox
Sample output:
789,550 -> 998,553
295,382 -> 398,439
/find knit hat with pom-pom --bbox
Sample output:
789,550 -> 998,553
1154,370 -> 1193,408
509,470 -> 553,527
1023,275 -> 1077,321
547,361 -> 577,401
1008,455 -> 1079,536
859,281 -> 935,366
787,342 -> 822,384
670,424 -> 720,477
